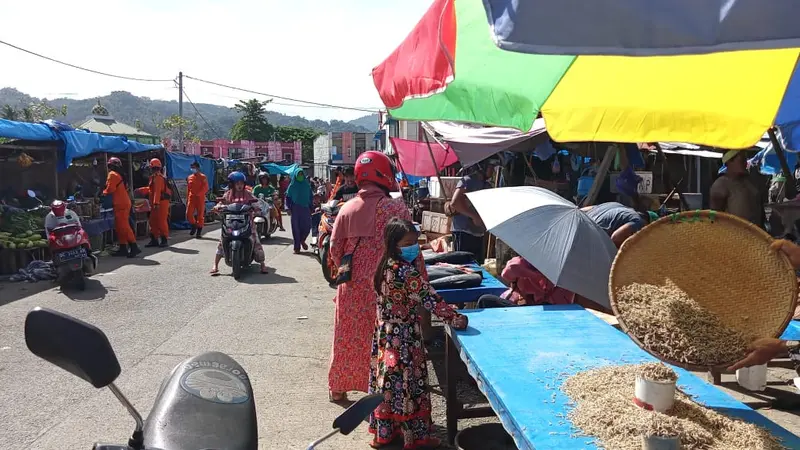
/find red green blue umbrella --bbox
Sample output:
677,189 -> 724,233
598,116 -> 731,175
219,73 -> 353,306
372,0 -> 800,149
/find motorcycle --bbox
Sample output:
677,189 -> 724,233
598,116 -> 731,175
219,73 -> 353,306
220,202 -> 256,279
317,199 -> 342,285
253,194 -> 279,242
24,307 -> 383,450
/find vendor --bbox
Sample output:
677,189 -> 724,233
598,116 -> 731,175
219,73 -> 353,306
581,202 -> 643,248
448,160 -> 498,264
477,256 -> 575,308
730,239 -> 800,370
710,150 -> 764,227
186,161 -> 209,238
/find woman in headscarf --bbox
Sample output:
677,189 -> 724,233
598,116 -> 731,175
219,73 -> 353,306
285,169 -> 314,253
327,151 -> 424,402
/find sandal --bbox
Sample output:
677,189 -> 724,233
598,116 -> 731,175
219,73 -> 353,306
209,268 -> 219,275
328,391 -> 347,402
260,267 -> 269,274
301,242 -> 309,250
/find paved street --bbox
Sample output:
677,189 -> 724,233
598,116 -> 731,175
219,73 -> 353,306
0,226 -> 389,450
3,224 -> 800,450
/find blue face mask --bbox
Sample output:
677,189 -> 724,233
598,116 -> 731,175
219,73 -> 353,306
399,244 -> 420,263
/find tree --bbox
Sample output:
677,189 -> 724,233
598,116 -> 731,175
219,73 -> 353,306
1,101 -> 67,123
274,126 -> 323,163
154,114 -> 200,144
1,105 -> 18,120
230,99 -> 274,141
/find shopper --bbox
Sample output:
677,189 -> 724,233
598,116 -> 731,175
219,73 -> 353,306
285,170 -> 313,253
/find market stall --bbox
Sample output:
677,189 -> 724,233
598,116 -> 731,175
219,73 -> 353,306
444,306 -> 800,448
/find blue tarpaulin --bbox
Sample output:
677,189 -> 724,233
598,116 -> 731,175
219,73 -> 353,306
0,118 -> 162,171
165,152 -> 216,189
261,163 -> 299,176
776,65 -> 800,151
748,146 -> 799,176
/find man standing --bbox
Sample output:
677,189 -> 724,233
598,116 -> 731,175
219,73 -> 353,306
710,150 -> 764,226
144,158 -> 171,248
448,161 -> 497,263
186,161 -> 209,238
103,157 -> 141,257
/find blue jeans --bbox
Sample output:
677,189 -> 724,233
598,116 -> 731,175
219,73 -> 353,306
311,212 -> 322,237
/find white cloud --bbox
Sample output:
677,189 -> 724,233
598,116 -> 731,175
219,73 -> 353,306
0,0 -> 432,121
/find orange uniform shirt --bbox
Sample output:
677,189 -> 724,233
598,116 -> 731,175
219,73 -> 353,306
187,172 -> 209,198
103,171 -> 131,210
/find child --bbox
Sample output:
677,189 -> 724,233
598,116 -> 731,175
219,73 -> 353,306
369,218 -> 468,449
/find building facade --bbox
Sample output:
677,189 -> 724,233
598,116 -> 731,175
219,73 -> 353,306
312,131 -> 380,179
163,138 -> 302,162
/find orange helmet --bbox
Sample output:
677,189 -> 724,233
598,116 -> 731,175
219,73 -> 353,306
355,151 -> 394,190
150,158 -> 162,168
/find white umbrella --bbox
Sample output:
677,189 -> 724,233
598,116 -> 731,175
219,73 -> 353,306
467,186 -> 617,308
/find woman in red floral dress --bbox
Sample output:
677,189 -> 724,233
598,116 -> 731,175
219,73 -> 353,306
369,218 -> 468,449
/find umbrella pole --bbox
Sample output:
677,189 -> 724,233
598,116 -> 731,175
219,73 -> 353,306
423,133 -> 450,199
768,127 -> 797,200
486,165 -> 502,260
654,143 -> 689,210
582,144 -> 617,207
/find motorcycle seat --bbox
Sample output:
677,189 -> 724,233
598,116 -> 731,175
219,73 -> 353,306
143,352 -> 257,450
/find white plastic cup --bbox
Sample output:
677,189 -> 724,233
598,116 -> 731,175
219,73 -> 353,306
634,375 -> 676,413
736,364 -> 768,392
642,434 -> 680,450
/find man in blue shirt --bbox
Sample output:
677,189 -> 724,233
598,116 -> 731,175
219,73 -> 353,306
582,201 -> 648,248
448,161 -> 498,263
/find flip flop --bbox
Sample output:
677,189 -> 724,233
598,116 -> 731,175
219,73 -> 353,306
209,268 -> 219,275
260,267 -> 269,274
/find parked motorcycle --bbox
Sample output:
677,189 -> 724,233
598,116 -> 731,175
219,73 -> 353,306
220,202 -> 256,279
49,223 -> 97,290
317,199 -> 342,284
23,307 -> 383,450
253,194 -> 279,242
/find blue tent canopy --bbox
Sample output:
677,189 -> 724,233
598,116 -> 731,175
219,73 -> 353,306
165,152 -> 216,189
261,163 -> 300,176
0,118 -> 163,171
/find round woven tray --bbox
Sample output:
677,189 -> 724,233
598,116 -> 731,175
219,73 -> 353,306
609,210 -> 798,371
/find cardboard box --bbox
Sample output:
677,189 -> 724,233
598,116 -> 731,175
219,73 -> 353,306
422,211 -> 452,234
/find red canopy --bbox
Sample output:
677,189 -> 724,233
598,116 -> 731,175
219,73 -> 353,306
390,137 -> 459,177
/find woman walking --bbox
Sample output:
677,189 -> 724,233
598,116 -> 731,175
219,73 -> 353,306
285,170 -> 313,253
369,218 -> 467,449
328,151 -> 418,401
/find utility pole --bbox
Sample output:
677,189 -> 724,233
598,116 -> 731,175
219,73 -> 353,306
177,71 -> 184,153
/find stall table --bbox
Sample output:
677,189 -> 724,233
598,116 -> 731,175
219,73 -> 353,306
444,305 -> 800,449
430,263 -> 507,305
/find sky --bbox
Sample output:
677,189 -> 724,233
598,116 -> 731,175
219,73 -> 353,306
0,0 -> 432,122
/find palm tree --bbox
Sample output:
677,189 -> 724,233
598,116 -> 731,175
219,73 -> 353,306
1,105 -> 18,120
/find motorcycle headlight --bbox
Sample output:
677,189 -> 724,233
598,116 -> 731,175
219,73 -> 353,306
232,230 -> 241,237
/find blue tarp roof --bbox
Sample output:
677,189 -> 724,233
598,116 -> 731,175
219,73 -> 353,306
165,152 -> 216,189
261,163 -> 300,176
0,118 -> 163,171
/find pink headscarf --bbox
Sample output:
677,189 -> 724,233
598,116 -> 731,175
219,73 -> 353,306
334,183 -> 390,239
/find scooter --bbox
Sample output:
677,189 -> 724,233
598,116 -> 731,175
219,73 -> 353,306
24,307 -> 383,450
253,194 -> 279,242
317,199 -> 342,285
220,202 -> 256,280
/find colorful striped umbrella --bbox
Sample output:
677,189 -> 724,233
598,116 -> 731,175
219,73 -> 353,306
372,0 -> 800,149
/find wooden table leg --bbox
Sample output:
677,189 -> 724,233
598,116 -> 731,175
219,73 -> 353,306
446,332 -> 459,444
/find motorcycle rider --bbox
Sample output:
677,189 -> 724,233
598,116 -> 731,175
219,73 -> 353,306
186,161 -> 209,238
210,171 -> 269,275
253,171 -> 284,231
140,158 -> 172,248
103,157 -> 141,257
44,200 -> 81,235
332,167 -> 358,201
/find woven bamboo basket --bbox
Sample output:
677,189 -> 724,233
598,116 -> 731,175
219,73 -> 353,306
609,210 -> 798,371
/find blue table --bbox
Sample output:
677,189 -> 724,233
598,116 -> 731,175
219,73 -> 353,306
782,320 -> 800,340
430,264 -> 507,304
444,305 -> 800,449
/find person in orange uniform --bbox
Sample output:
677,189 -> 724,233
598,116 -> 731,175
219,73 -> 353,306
145,158 -> 172,248
186,161 -> 209,238
103,157 -> 141,258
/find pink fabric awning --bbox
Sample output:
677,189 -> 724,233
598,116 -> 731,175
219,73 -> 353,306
389,137 -> 459,177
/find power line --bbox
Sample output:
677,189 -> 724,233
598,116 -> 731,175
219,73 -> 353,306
180,83 -> 224,138
0,39 -> 175,83
184,74 -> 381,113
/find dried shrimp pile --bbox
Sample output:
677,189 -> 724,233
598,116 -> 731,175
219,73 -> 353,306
637,362 -> 678,382
562,364 -> 785,450
615,282 -> 749,366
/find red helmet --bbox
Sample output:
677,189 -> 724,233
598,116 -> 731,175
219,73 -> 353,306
150,158 -> 162,168
50,200 -> 66,217
355,151 -> 394,190
107,157 -> 122,167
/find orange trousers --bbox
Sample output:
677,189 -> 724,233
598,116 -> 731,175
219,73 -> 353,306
149,201 -> 170,238
114,207 -> 136,245
186,195 -> 205,227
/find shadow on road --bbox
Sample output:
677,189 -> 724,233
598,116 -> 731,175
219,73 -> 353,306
262,235 -> 293,247
61,278 -> 109,302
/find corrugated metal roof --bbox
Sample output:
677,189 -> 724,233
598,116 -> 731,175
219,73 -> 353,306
75,117 -> 154,137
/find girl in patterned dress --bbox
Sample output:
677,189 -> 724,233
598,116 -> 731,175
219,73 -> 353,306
369,218 -> 468,449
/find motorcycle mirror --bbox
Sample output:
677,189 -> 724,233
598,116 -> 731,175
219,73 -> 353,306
26,189 -> 36,198
332,394 -> 383,435
24,307 -> 121,388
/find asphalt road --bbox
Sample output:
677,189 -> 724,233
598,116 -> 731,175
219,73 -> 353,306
0,225 -> 383,450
